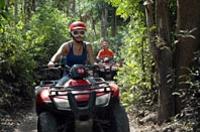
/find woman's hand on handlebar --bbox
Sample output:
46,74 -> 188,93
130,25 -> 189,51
48,61 -> 55,68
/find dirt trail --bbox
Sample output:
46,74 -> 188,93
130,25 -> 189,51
14,111 -> 37,132
13,108 -> 136,132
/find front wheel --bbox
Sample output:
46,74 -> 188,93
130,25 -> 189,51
38,112 -> 57,132
111,102 -> 130,132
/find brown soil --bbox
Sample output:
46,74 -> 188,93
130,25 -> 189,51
1,103 -> 185,132
0,106 -> 152,132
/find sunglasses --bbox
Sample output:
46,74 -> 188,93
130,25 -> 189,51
71,30 -> 85,37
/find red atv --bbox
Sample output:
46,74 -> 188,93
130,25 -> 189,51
96,57 -> 118,80
35,64 -> 129,132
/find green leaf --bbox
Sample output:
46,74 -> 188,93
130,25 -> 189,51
0,0 -> 5,9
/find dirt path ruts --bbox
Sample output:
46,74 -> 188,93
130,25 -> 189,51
14,111 -> 37,132
14,109 -> 136,132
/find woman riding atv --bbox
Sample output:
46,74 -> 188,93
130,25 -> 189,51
37,22 -> 130,132
48,21 -> 95,85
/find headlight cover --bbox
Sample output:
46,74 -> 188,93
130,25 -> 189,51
53,97 -> 70,110
95,93 -> 111,106
52,92 -> 111,110
111,66 -> 117,70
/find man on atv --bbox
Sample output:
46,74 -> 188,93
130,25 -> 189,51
48,21 -> 95,85
96,39 -> 115,62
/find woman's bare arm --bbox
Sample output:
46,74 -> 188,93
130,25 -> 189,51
48,43 -> 69,66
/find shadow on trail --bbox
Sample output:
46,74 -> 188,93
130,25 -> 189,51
11,101 -> 135,132
14,111 -> 37,132
14,104 -> 37,132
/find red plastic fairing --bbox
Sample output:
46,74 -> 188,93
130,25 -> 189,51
73,91 -> 106,102
109,83 -> 120,97
36,88 -> 51,105
64,79 -> 91,87
75,94 -> 90,102
63,79 -> 110,102
64,79 -> 91,102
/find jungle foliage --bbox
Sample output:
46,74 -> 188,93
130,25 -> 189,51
0,0 -> 69,109
1,0 -> 200,130
0,0 -> 152,111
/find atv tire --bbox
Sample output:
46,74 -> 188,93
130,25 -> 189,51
111,102 -> 130,132
38,112 -> 57,132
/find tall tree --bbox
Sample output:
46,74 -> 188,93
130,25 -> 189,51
175,0 -> 200,113
24,0 -> 31,23
145,0 -> 175,123
144,0 -> 156,89
101,3 -> 108,39
111,8 -> 117,37
155,0 -> 174,123
14,0 -> 18,22
32,0 -> 36,11
67,0 -> 76,16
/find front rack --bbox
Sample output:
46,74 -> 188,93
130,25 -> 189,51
48,81 -> 112,117
49,81 -> 111,96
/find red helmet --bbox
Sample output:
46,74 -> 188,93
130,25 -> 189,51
69,21 -> 86,31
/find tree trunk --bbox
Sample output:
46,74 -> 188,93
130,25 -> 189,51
91,17 -> 97,38
24,0 -> 31,23
101,4 -> 108,39
175,0 -> 200,113
144,0 -> 175,123
155,0 -> 175,123
71,0 -> 75,15
14,0 -> 18,23
5,0 -> 9,12
144,0 -> 156,59
144,0 -> 157,89
111,8 -> 117,37
67,0 -> 76,17
32,0 -> 36,11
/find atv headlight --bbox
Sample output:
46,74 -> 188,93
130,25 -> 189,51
111,65 -> 117,70
105,65 -> 110,69
100,68 -> 105,72
95,93 -> 111,106
53,97 -> 70,110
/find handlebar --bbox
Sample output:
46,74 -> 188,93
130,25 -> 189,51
38,63 -> 99,73
37,63 -> 70,71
